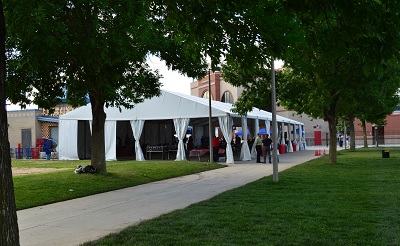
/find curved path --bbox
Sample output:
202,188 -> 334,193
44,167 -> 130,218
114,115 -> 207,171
18,148 -> 323,246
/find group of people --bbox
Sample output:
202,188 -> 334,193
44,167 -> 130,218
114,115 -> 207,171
186,133 -> 277,163
254,133 -> 276,163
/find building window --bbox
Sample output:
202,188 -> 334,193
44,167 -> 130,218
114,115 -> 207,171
221,91 -> 233,104
202,90 -> 213,100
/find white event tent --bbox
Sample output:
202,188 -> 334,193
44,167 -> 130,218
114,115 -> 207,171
58,90 -> 304,164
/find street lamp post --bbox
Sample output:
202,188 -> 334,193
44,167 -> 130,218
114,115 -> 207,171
271,58 -> 279,182
208,67 -> 220,162
208,69 -> 213,162
375,126 -> 378,147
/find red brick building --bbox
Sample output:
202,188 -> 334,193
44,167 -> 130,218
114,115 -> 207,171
190,70 -> 329,146
190,70 -> 242,104
354,109 -> 400,145
190,70 -> 399,146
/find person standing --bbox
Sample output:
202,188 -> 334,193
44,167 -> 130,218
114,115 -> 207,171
212,136 -> 220,162
186,136 -> 195,158
262,134 -> 273,163
235,135 -> 241,147
254,133 -> 263,163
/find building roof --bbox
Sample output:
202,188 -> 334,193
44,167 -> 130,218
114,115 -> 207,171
37,116 -> 59,123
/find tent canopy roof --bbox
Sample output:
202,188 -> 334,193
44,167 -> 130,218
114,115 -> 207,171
60,90 -> 303,125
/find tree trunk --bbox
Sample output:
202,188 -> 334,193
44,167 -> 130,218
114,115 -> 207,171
325,103 -> 338,164
0,1 -> 20,244
327,117 -> 337,164
348,115 -> 356,151
361,119 -> 368,148
90,94 -> 107,175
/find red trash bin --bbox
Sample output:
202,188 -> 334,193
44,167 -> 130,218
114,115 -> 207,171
293,143 -> 297,151
279,144 -> 286,154
31,147 -> 40,159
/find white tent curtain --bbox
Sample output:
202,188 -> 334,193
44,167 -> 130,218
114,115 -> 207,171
296,124 -> 301,151
265,120 -> 270,138
240,117 -> 251,161
130,120 -> 145,161
251,119 -> 259,159
173,118 -> 190,161
293,124 -> 298,151
302,125 -> 307,150
59,120 -> 79,160
89,120 -> 92,133
280,122 -> 285,144
218,116 -> 234,164
288,124 -> 293,152
273,120 -> 280,156
105,121 -> 117,161
299,125 -> 304,150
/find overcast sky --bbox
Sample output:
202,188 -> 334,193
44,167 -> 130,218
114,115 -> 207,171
147,55 -> 193,95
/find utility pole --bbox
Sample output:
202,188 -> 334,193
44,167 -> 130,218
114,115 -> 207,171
271,58 -> 278,182
208,69 -> 213,162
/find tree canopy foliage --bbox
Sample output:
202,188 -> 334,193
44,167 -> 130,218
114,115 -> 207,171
221,61 -> 281,116
220,0 -> 400,163
4,0 -> 207,173
2,0 -> 400,243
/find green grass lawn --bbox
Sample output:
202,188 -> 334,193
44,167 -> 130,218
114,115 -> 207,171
12,159 -> 223,210
82,147 -> 400,246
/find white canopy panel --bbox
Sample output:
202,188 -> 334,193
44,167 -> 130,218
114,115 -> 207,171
59,90 -> 304,161
60,90 -> 304,124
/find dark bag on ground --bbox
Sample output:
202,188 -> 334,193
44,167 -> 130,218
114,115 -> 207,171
75,165 -> 97,174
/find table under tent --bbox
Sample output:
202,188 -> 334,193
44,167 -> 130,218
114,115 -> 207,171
58,90 -> 304,164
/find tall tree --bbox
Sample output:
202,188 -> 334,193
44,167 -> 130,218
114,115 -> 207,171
340,58 -> 400,150
357,59 -> 400,147
152,0 -> 296,70
279,1 -> 400,163
218,1 -> 400,164
5,0 -> 206,174
0,0 -> 19,244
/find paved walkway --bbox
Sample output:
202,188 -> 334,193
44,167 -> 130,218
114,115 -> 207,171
18,148 -> 324,246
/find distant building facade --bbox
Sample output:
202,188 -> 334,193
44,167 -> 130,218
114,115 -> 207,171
7,99 -> 76,155
276,108 -> 329,146
190,70 -> 329,146
354,107 -> 400,145
190,70 -> 243,104
190,70 -> 400,146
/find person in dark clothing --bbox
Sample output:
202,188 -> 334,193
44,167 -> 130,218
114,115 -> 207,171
262,134 -> 273,163
235,135 -> 241,147
186,136 -> 195,158
254,133 -> 263,163
212,136 -> 220,162
247,135 -> 253,151
201,135 -> 208,148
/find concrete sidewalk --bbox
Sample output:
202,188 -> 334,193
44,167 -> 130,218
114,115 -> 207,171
18,149 -> 322,246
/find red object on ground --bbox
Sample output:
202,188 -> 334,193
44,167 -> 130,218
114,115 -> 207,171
279,144 -> 286,154
293,144 -> 297,151
31,147 -> 40,159
36,138 -> 45,147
